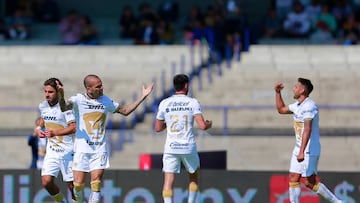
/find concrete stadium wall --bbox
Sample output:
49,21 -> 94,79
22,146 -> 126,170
0,45 -> 206,129
0,45 -> 359,130
190,45 -> 360,129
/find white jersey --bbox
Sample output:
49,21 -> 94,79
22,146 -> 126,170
69,93 -> 119,153
156,94 -> 202,154
288,97 -> 321,156
38,102 -> 75,158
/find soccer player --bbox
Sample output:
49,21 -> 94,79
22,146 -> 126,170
37,78 -> 76,203
274,78 -> 342,203
57,74 -> 154,203
155,74 -> 212,203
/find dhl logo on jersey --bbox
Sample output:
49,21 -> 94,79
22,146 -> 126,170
86,105 -> 105,110
43,116 -> 57,121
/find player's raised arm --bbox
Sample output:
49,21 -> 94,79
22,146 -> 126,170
56,80 -> 73,112
274,82 -> 291,114
117,83 -> 154,116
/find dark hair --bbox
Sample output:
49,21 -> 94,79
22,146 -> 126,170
44,78 -> 62,91
173,74 -> 189,91
298,77 -> 313,95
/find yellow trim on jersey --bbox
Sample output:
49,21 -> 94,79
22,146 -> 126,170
289,182 -> 300,188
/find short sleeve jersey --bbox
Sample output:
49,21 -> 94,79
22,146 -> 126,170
69,93 -> 119,153
288,97 -> 321,156
38,102 -> 75,158
156,94 -> 202,154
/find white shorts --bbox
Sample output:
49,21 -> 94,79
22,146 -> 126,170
289,153 -> 319,177
73,151 -> 109,172
162,153 -> 200,174
41,155 -> 74,182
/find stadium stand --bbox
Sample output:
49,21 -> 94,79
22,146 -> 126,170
1,44 -> 360,172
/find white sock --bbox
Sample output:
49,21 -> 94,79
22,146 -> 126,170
315,183 -> 341,202
188,191 -> 197,203
89,191 -> 100,203
164,197 -> 172,203
289,185 -> 301,203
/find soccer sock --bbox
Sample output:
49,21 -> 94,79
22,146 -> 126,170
53,192 -> 65,203
289,182 -> 301,203
313,182 -> 341,202
162,189 -> 173,203
89,191 -> 100,203
89,180 -> 101,203
188,182 -> 198,203
73,182 -> 84,203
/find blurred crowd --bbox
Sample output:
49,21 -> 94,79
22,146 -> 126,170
264,0 -> 360,44
0,0 -> 247,50
2,0 -> 360,46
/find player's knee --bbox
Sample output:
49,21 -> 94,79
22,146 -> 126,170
289,181 -> 300,188
74,182 -> 85,192
41,176 -> 52,187
188,169 -> 198,180
189,182 -> 198,192
90,180 -> 101,192
162,189 -> 173,198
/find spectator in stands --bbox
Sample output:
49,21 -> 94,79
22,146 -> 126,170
157,18 -> 176,45
134,16 -> 160,45
223,5 -> 247,54
312,4 -> 337,36
181,24 -> 194,45
283,1 -> 311,38
59,10 -> 81,45
35,0 -> 60,23
137,2 -> 159,27
79,15 -> 99,45
262,8 -> 282,38
6,7 -> 32,40
305,0 -> 322,24
119,5 -> 138,39
204,5 -> 217,28
181,6 -> 204,34
341,13 -> 360,44
192,19 -> 207,45
332,0 -> 353,26
309,20 -> 334,43
15,0 -> 36,19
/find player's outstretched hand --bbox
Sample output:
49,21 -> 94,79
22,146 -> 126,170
142,83 -> 154,97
